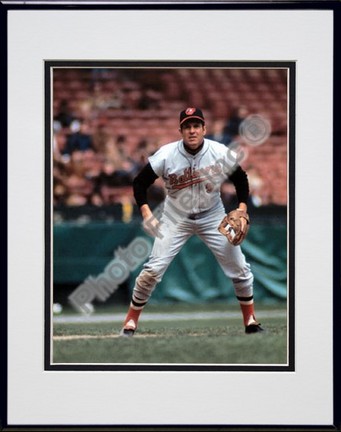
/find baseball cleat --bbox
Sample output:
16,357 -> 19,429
245,323 -> 264,334
120,319 -> 136,337
120,328 -> 135,337
245,315 -> 264,334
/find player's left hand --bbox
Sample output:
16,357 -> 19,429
218,209 -> 250,246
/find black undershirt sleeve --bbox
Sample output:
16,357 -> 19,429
228,165 -> 250,205
133,162 -> 159,207
133,162 -> 249,207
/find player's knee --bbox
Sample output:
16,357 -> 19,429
137,269 -> 159,287
134,269 -> 160,299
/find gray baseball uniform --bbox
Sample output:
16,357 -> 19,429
132,138 -> 253,308
121,107 -> 263,336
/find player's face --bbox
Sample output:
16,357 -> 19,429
180,121 -> 206,149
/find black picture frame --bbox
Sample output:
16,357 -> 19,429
2,1 -> 340,431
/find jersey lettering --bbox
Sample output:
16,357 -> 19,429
168,163 -> 223,191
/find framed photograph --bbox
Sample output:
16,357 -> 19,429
3,1 -> 340,430
46,60 -> 293,372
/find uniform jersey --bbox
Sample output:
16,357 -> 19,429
148,138 -> 238,216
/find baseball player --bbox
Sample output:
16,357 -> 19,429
120,108 -> 264,336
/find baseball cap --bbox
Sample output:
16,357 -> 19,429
179,107 -> 205,126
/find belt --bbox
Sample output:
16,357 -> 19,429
188,209 -> 211,220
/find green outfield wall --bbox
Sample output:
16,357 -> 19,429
53,219 -> 287,303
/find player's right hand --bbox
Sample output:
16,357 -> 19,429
142,215 -> 163,239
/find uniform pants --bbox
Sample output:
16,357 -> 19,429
132,206 -> 254,305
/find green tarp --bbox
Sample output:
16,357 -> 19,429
53,220 -> 287,303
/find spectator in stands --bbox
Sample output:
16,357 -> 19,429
53,180 -> 67,206
115,134 -> 141,177
53,130 -> 68,162
138,89 -> 161,110
93,168 -> 134,206
53,160 -> 69,206
134,138 -> 159,167
63,119 -> 94,156
103,136 -> 128,171
54,99 -> 76,129
91,81 -> 124,112
225,106 -> 249,139
81,149 -> 103,179
246,166 -> 265,207
88,159 -> 116,207
206,119 -> 232,146
62,150 -> 95,206
92,124 -> 111,154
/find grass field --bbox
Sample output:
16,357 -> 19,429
52,303 -> 288,366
